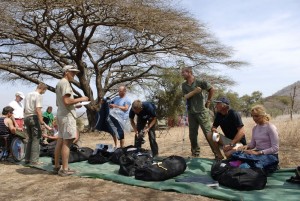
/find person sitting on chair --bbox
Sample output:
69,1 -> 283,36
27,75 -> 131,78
0,106 -> 17,135
0,106 -> 18,152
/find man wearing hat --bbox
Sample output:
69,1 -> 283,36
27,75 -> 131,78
9,91 -> 25,131
54,65 -> 89,176
210,97 -> 247,158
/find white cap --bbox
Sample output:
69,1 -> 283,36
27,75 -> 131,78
62,65 -> 80,73
15,91 -> 25,99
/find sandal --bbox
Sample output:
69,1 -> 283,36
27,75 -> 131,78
58,169 -> 77,177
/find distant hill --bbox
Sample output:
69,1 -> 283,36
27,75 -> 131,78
272,81 -> 300,100
263,81 -> 300,115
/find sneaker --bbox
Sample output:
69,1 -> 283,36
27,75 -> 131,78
58,169 -> 75,177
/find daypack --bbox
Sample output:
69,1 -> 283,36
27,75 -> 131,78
88,148 -> 113,164
109,146 -> 130,165
135,155 -> 187,181
211,159 -> 267,190
119,147 -> 153,176
110,145 -> 147,165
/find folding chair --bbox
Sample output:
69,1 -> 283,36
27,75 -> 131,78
156,118 -> 171,138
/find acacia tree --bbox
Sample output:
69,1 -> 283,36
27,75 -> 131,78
0,0 -> 244,127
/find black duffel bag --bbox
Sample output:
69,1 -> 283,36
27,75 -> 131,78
135,155 -> 187,181
88,148 -> 113,164
211,160 -> 267,190
119,150 -> 153,176
52,145 -> 94,164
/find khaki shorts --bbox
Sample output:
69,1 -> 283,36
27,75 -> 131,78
57,114 -> 77,139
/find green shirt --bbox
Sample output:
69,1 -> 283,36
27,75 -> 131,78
43,111 -> 54,126
182,79 -> 212,114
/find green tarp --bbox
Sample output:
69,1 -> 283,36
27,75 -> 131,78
32,157 -> 300,201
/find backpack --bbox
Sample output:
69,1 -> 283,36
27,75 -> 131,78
211,159 -> 267,190
135,155 -> 187,181
118,147 -> 153,176
88,148 -> 113,164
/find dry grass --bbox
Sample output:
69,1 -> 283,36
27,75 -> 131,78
79,114 -> 300,168
241,115 -> 300,167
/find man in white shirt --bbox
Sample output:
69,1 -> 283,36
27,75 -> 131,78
9,92 -> 25,131
24,83 -> 48,165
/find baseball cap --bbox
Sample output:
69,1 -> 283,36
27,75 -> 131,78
213,97 -> 230,105
15,91 -> 25,99
62,65 -> 80,73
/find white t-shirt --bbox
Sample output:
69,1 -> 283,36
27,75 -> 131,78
9,100 -> 24,119
24,91 -> 43,117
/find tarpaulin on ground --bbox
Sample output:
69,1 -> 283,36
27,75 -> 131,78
31,157 -> 300,201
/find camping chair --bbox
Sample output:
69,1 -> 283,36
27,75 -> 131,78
156,118 -> 170,138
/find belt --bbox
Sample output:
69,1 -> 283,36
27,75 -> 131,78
15,118 -> 24,120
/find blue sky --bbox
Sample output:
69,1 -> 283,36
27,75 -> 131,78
0,0 -> 299,111
179,0 -> 300,96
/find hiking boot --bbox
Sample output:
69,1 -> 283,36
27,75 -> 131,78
58,169 -> 75,177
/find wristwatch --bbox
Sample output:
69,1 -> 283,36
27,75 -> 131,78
260,150 -> 264,155
229,143 -> 235,147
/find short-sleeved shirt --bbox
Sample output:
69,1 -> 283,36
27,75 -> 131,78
43,111 -> 54,126
182,79 -> 212,114
129,102 -> 156,121
111,96 -> 131,120
24,91 -> 43,117
9,100 -> 24,119
56,78 -> 76,118
213,109 -> 246,145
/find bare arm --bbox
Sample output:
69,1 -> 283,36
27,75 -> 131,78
63,94 -> 89,106
205,87 -> 214,108
130,118 -> 138,136
231,126 -> 246,145
183,87 -> 202,100
6,118 -> 16,134
109,104 -> 129,112
144,117 -> 157,133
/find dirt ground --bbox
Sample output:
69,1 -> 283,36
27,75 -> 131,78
0,126 -> 298,201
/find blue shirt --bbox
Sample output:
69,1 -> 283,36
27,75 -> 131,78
111,96 -> 131,120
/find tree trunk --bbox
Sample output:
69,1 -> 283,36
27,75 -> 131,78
86,108 -> 98,132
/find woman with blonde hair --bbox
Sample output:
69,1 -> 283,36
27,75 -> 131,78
242,105 -> 279,157
230,105 -> 279,173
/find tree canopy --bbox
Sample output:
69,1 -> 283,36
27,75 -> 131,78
0,0 -> 245,126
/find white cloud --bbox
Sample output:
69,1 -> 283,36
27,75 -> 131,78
179,0 -> 300,96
